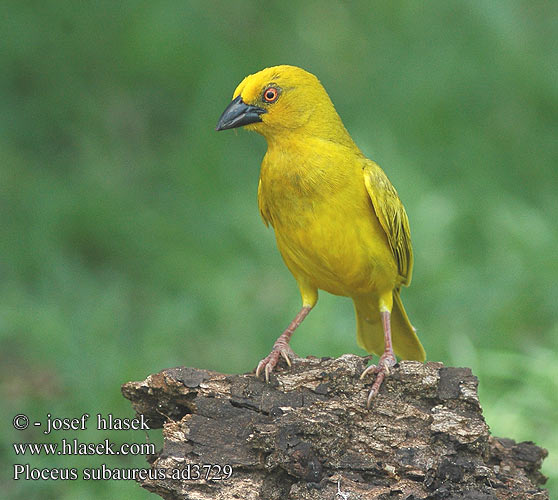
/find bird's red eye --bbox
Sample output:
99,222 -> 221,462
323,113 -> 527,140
263,87 -> 279,103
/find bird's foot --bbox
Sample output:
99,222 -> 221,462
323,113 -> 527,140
360,351 -> 397,408
256,344 -> 296,382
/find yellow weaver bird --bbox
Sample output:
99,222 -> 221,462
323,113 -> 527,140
216,65 -> 425,405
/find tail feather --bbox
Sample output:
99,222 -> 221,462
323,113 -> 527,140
353,291 -> 425,362
354,299 -> 384,355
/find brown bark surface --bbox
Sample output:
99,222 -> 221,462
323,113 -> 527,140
122,355 -> 548,499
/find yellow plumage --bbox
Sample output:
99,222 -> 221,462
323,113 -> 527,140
216,65 -> 425,402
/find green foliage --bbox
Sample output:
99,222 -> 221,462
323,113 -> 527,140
1,1 -> 556,497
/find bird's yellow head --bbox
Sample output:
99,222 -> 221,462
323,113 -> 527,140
216,65 -> 353,145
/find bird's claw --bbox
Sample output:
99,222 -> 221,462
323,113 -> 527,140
360,351 -> 397,408
281,349 -> 292,367
359,363 -> 378,379
255,356 -> 275,382
256,345 -> 296,382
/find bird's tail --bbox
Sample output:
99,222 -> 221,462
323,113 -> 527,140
353,291 -> 425,361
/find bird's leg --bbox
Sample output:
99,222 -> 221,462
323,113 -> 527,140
360,310 -> 397,407
256,305 -> 312,382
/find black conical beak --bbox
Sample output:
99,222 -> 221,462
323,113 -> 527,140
215,96 -> 266,131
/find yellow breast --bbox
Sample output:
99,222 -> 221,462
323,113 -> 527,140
258,138 -> 397,298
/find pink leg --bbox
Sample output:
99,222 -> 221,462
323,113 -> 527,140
256,306 -> 312,382
360,310 -> 397,407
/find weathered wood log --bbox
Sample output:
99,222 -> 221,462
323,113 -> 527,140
122,355 -> 548,499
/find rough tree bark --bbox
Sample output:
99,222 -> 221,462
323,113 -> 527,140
122,355 -> 548,500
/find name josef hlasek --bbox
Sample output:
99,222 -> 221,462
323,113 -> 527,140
39,413 -> 149,435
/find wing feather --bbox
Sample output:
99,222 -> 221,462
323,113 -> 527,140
363,160 -> 413,285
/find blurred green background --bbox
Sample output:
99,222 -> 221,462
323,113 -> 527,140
1,1 -> 556,498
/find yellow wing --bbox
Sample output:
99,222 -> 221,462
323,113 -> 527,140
363,160 -> 413,286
